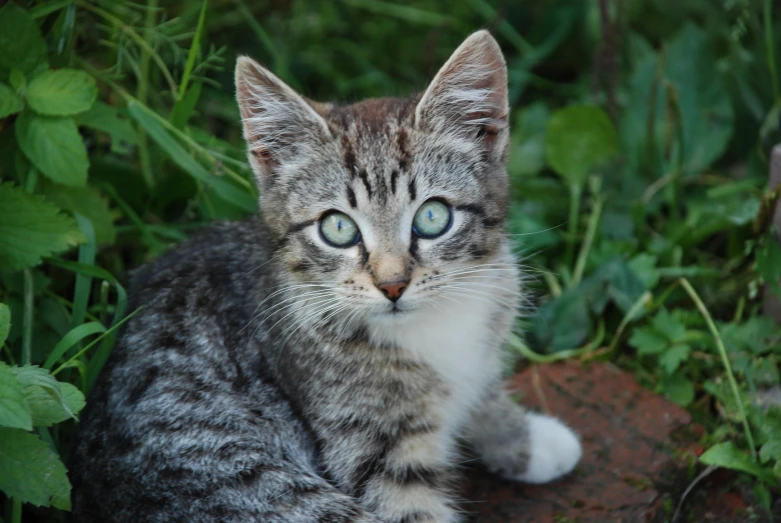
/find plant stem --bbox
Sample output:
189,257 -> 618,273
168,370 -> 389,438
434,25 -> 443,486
764,0 -> 780,103
508,319 -> 605,363
138,0 -> 158,188
22,270 -> 34,365
178,0 -> 208,102
602,291 -> 652,355
572,195 -> 604,285
74,1 -> 177,97
566,183 -> 582,280
679,278 -> 757,459
12,498 -> 22,523
24,167 -> 38,193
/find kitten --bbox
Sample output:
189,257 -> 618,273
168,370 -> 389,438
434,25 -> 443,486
69,30 -> 581,522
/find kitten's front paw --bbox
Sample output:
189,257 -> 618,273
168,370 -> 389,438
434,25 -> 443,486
511,413 -> 581,484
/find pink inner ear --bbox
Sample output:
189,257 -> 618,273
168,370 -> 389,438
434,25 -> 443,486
415,31 -> 509,133
251,148 -> 272,161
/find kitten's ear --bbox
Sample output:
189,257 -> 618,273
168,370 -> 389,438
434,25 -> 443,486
415,30 -> 509,158
235,56 -> 331,176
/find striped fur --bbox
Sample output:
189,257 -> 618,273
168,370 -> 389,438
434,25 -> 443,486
69,31 -> 580,522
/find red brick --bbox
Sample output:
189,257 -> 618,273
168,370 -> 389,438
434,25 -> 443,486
460,362 -> 693,522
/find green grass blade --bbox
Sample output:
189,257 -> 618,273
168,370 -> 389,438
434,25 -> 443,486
339,0 -> 451,26
45,259 -> 128,328
178,0 -> 208,102
233,0 -> 300,90
679,278 -> 757,459
30,0 -> 74,19
52,308 -> 142,377
44,322 -> 106,371
70,214 -> 96,329
128,100 -> 257,212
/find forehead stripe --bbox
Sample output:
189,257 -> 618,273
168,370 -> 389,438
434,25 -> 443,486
287,219 -> 316,235
357,168 -> 373,199
408,178 -> 417,201
455,204 -> 502,228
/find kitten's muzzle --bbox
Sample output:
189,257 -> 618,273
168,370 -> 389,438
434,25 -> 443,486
376,280 -> 409,303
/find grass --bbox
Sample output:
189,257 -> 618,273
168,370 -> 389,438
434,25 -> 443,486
1,0 -> 781,520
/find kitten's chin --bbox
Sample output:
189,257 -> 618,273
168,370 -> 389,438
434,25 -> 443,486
369,301 -> 419,325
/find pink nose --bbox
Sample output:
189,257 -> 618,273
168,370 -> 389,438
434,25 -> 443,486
376,280 -> 409,302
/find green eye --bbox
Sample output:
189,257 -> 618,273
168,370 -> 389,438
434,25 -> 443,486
320,212 -> 360,247
413,200 -> 452,239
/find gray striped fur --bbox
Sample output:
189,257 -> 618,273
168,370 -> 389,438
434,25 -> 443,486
69,30 -> 581,523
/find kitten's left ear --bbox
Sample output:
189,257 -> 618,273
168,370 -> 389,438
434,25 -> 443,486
415,30 -> 509,159
235,56 -> 332,177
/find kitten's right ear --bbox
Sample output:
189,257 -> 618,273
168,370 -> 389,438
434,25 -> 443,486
235,56 -> 331,176
415,31 -> 509,160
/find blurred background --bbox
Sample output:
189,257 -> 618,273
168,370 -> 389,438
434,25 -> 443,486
1,0 -> 781,520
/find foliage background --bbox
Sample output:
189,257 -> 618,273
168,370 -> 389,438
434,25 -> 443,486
1,0 -> 781,520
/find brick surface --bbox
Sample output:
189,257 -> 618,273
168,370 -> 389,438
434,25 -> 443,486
460,362 -> 694,522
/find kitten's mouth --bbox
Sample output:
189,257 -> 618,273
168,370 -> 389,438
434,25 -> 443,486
382,301 -> 412,316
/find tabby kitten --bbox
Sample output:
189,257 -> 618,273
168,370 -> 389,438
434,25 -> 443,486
70,30 -> 581,522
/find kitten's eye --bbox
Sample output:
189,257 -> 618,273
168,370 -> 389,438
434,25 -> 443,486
319,212 -> 360,247
412,200 -> 452,239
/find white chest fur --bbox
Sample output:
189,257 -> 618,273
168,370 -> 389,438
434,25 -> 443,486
371,291 -> 504,435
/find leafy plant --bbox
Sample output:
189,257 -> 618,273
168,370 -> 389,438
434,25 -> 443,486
1,0 -> 781,520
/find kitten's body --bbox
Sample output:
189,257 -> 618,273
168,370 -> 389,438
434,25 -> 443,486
70,32 -> 581,522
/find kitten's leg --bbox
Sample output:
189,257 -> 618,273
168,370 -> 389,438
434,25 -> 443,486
465,384 -> 582,483
72,368 -> 381,523
311,411 -> 462,522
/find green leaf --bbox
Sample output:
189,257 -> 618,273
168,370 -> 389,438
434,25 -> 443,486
700,441 -> 774,482
74,101 -> 138,155
0,362 -> 32,431
15,110 -> 89,186
41,184 -> 116,244
11,365 -> 83,426
629,326 -> 667,355
507,205 -> 560,252
0,303 -> 9,346
664,24 -> 734,175
628,254 -> 660,289
0,427 -> 71,510
16,371 -> 84,428
0,3 -> 48,79
26,69 -> 97,116
578,259 -> 647,315
531,290 -> 591,352
619,35 -> 664,177
659,343 -> 691,374
507,102 -> 550,178
0,182 -> 85,271
662,373 -> 695,407
545,105 -> 618,185
652,309 -> 687,343
128,101 -> 257,212
9,69 -> 26,92
757,234 -> 781,298
759,440 -> 781,464
0,82 -> 23,119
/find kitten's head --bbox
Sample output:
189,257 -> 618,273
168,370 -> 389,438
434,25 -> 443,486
236,31 -> 516,329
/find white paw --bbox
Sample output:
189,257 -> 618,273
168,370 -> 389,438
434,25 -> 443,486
513,413 -> 581,484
